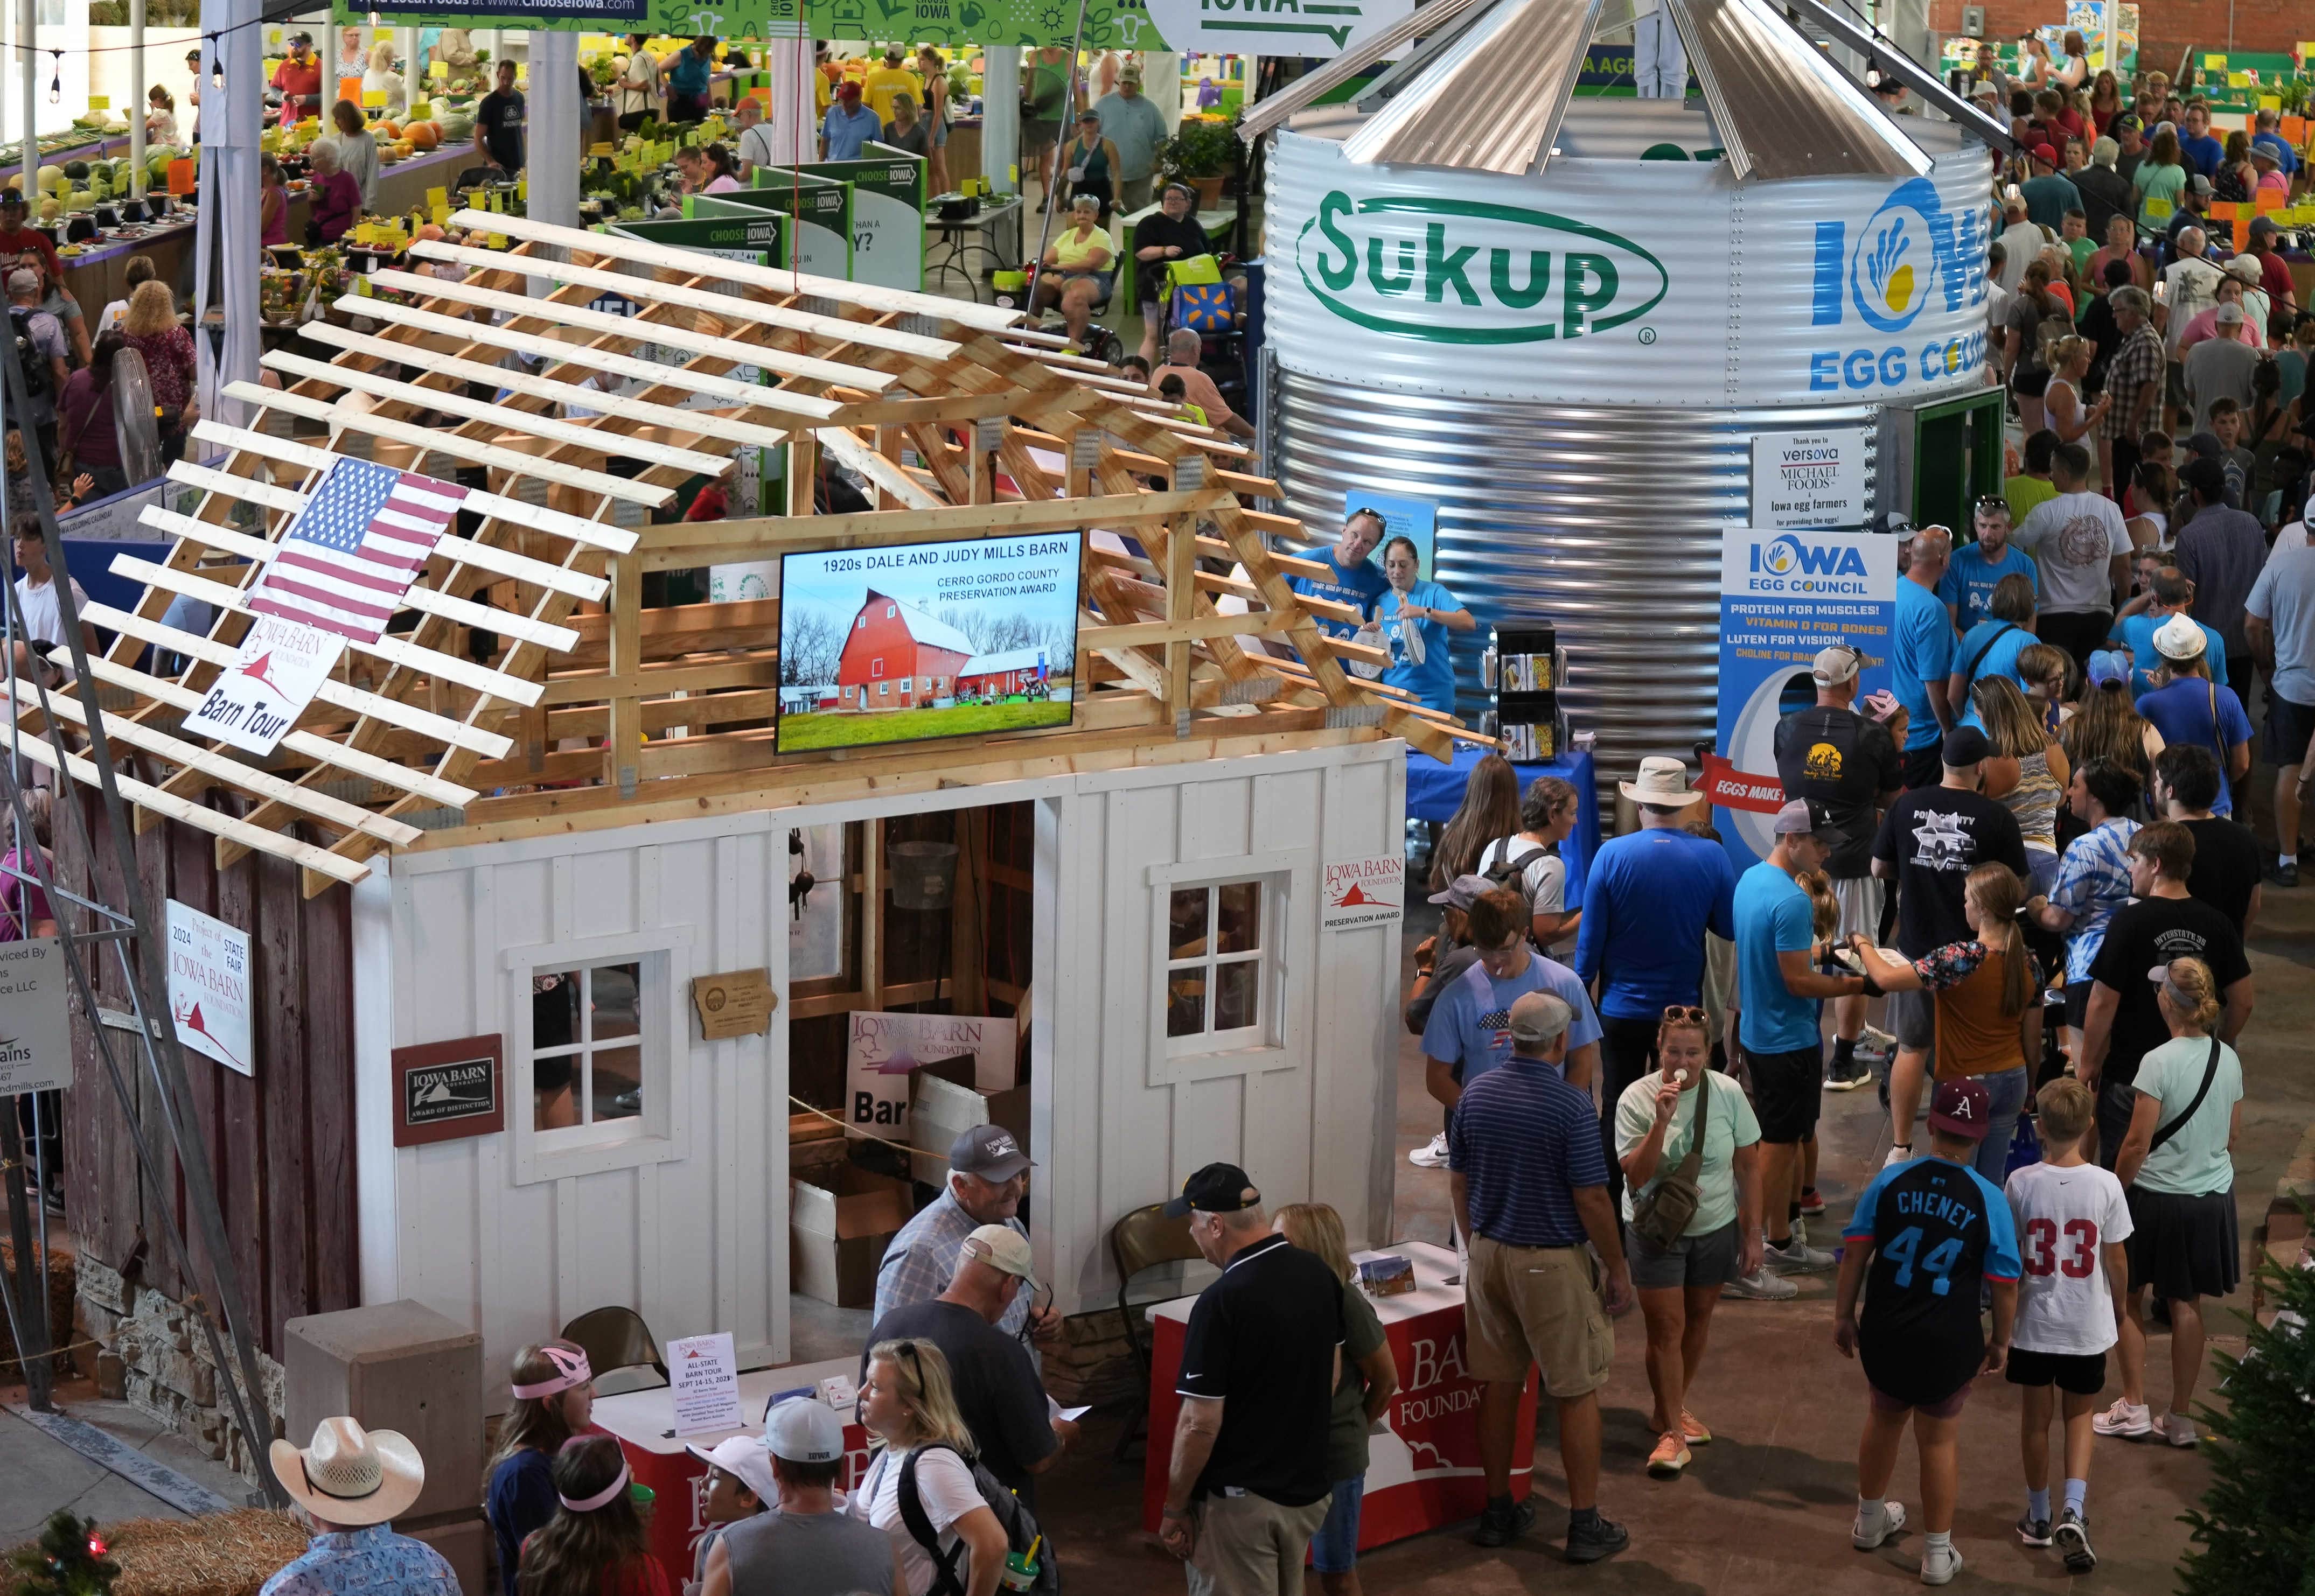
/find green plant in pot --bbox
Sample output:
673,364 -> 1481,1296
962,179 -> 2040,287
1160,115 -> 1237,208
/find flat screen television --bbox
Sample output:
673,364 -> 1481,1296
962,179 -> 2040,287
775,530 -> 1084,754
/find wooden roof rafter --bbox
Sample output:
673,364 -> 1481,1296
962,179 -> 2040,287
18,214 -> 1484,891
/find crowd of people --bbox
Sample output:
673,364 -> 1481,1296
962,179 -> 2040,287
1398,537 -> 2270,1578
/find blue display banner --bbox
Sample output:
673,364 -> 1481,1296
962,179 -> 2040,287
1352,491 -> 1437,583
1706,528 -> 1895,870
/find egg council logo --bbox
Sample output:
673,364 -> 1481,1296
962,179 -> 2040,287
1808,175 -> 1989,393
1745,535 -> 1872,594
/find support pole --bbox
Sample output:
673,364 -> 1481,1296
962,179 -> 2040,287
527,28 -> 578,228
320,9 -> 336,124
19,0 -> 36,200
980,45 -> 1020,262
128,0 -> 146,198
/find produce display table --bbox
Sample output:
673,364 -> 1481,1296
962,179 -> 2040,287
1405,746 -> 1598,904
590,1355 -> 869,1591
1139,1240 -> 1537,1552
59,214 -> 198,308
0,131 -> 138,188
281,144 -> 477,239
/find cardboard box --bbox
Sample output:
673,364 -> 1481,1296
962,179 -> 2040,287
912,1067 -> 1030,1164
791,1166 -> 916,1307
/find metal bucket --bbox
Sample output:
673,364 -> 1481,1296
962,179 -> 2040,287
887,841 -> 959,911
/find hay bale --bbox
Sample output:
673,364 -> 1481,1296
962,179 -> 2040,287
102,1510 -> 313,1596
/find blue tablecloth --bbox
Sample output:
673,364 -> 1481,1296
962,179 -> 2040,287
1405,746 -> 1599,905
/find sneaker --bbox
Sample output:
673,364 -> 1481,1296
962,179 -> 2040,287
1472,1496 -> 1535,1548
1920,1543 -> 1964,1586
1766,1237 -> 1837,1273
2163,1411 -> 2198,1447
1565,1514 -> 1629,1564
2055,1508 -> 2097,1572
1723,1266 -> 1800,1301
2092,1398 -> 2152,1437
1678,1409 -> 1711,1445
1408,1132 -> 1449,1168
1824,1060 -> 1875,1091
1647,1431 -> 1692,1478
1853,1500 -> 1908,1550
1854,1024 -> 1897,1060
2268,859 -> 2300,888
1798,1187 -> 1828,1216
2015,1513 -> 2052,1547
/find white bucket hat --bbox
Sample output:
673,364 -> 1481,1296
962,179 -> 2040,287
1619,755 -> 1704,808
2154,613 -> 2207,661
270,1417 -> 426,1527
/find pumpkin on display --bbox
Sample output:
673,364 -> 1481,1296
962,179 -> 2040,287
407,122 -> 441,151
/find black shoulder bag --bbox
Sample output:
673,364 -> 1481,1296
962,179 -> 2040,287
2147,1035 -> 2222,1153
1961,621 -> 2018,683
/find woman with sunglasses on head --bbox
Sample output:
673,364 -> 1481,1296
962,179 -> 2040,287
850,1339 -> 1008,1596
485,1343 -> 597,1596
515,1433 -> 669,1596
1614,1005 -> 1765,1480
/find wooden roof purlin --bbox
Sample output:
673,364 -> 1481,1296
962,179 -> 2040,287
18,213 -> 1484,890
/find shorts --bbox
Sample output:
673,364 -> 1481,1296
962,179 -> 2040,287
1901,742 -> 1945,790
1868,1379 -> 1972,1419
1746,1044 -> 1824,1142
1832,876 -> 1884,941
1624,1219 -> 1742,1291
1309,1473 -> 1364,1574
1464,1234 -> 1614,1397
2013,366 -> 2053,400
1888,986 -> 1936,1052
2124,1185 -> 2240,1301
2263,692 -> 2315,765
2062,978 -> 2093,1031
2005,1346 -> 2108,1395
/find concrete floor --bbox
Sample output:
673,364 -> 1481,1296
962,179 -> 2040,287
0,1393 -> 252,1544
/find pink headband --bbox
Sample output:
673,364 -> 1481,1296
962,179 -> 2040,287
556,1452 -> 631,1513
511,1345 -> 592,1399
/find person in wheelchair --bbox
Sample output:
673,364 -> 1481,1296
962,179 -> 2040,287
1035,194 -> 1117,358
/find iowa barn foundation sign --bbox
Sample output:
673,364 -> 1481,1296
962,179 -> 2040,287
393,1035 -> 505,1147
1323,855 -> 1404,931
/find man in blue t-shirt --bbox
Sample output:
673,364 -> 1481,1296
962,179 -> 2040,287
1894,529 -> 1958,789
2177,101 -> 2224,179
2109,568 -> 2227,694
2133,616 -> 2251,815
1937,502 -> 2039,633
1573,756 -> 1735,1206
1287,508 -> 1389,641
1423,885 -> 1603,1110
1836,1077 -> 2021,1586
1735,800 -> 1870,1273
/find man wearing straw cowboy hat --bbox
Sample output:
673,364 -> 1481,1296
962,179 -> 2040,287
261,1418 -> 457,1596
1573,756 -> 1738,1210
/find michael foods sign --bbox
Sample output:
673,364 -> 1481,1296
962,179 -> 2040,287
1265,129 -> 1989,407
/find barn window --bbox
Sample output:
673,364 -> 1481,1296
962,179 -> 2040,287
1163,879 -> 1269,1047
507,928 -> 693,1185
871,658 -> 884,678
878,681 -> 889,697
885,604 -> 896,618
856,615 -> 865,631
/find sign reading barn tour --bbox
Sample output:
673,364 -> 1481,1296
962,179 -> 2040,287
392,1034 -> 505,1147
845,1011 -> 1017,1131
166,900 -> 254,1077
0,936 -> 73,1094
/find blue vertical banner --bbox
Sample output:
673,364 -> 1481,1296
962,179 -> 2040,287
1352,492 -> 1437,580
1703,528 -> 1896,870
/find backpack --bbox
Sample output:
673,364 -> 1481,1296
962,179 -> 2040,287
1479,838 -> 1552,911
894,1443 -> 1058,1596
10,308 -> 48,401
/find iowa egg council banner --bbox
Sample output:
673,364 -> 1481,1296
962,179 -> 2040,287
1707,528 -> 1894,869
1264,129 -> 1993,407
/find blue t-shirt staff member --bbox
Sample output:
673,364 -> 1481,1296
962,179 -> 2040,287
1288,508 -> 1390,642
1375,535 -> 1473,716
1893,524 -> 1960,789
1937,499 -> 2039,633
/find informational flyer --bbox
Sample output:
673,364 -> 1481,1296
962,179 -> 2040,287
166,899 -> 254,1076
1704,528 -> 1894,869
0,936 -> 73,1094
1748,429 -> 1872,531
668,1332 -> 744,1437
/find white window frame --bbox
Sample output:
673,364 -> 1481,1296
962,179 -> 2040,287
1144,849 -> 1310,1084
504,926 -> 694,1185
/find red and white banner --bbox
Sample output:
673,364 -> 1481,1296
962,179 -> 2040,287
1699,751 -> 1788,815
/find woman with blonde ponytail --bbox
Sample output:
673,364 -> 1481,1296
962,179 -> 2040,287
2099,956 -> 2243,1448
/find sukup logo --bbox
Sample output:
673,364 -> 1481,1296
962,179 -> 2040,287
1811,176 -> 1986,335
1297,191 -> 1668,345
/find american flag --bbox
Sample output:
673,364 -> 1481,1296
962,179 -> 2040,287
246,459 -> 467,643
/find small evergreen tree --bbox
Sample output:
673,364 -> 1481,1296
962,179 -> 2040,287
7,1510 -> 118,1596
2178,1235 -> 2315,1596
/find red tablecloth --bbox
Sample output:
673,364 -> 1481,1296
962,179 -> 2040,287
1139,1242 -> 1536,1550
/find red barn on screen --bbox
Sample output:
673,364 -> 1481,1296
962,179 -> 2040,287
955,648 -> 1047,698
835,590 -> 976,710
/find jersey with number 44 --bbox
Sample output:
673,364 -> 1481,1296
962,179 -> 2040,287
2004,1160 -> 2132,1357
1846,1156 -> 2022,1406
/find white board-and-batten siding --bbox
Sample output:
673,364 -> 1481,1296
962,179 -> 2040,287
351,739 -> 1406,1394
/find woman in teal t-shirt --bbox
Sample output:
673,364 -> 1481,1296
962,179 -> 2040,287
1374,535 -> 1474,715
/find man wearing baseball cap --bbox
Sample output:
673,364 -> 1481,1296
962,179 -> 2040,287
1733,800 -> 1866,1279
1156,1163 -> 1345,1591
2021,142 -> 2081,232
820,77 -> 884,160
862,1223 -> 1071,1501
1774,640 -> 1904,1091
701,1399 -> 902,1596
1835,1076 -> 2021,1585
685,1432 -> 777,1572
2133,613 -> 2251,817
877,1124 -> 1055,1342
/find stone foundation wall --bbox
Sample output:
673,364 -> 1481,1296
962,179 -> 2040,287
78,1252 -> 285,1483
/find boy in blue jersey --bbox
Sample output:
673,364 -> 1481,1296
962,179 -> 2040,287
1835,1077 -> 2023,1587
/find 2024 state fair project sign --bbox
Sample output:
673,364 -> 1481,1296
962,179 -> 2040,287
1706,529 -> 1894,870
